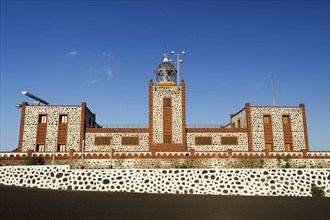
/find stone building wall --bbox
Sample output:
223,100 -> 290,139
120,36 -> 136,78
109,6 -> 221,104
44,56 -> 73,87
152,86 -> 183,144
231,108 -> 247,128
186,132 -> 248,151
250,107 -> 306,151
84,132 -> 149,151
22,105 -> 82,152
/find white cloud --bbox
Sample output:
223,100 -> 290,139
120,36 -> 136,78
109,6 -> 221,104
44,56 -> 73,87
90,68 -> 103,74
87,79 -> 98,84
68,51 -> 78,56
102,52 -> 113,59
88,67 -> 114,84
106,67 -> 113,79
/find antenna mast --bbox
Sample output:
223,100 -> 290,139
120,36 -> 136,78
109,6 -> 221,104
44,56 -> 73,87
269,75 -> 276,106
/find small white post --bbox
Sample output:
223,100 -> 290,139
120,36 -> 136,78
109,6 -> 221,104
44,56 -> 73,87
110,145 -> 113,169
52,145 -> 56,165
81,140 -> 85,168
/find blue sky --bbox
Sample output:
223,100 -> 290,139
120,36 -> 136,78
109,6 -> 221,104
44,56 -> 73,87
1,0 -> 329,151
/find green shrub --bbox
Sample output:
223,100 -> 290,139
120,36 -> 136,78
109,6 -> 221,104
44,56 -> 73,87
311,183 -> 325,197
26,155 -> 45,165
283,156 -> 292,168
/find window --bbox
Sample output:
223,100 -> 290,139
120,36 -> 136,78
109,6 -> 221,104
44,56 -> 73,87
282,115 -> 290,124
263,115 -> 271,123
265,143 -> 273,151
57,144 -> 66,152
36,145 -> 45,152
39,115 -> 47,123
232,122 -> 235,128
238,120 -> 241,128
60,115 -> 68,123
221,137 -> 238,145
195,137 -> 212,145
163,98 -> 171,107
95,137 -> 112,146
285,143 -> 292,151
122,137 -> 139,145
163,135 -> 172,144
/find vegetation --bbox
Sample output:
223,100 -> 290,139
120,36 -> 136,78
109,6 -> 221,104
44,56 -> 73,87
311,184 -> 326,197
115,155 -> 124,168
233,159 -> 265,168
175,162 -> 192,169
283,156 -> 292,168
276,156 -> 292,168
26,155 -> 44,165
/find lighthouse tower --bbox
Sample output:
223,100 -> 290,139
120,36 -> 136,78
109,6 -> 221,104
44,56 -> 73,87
149,55 -> 187,151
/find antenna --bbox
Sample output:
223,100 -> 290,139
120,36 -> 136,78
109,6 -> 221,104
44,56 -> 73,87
164,41 -> 167,54
22,91 -> 49,105
269,75 -> 276,106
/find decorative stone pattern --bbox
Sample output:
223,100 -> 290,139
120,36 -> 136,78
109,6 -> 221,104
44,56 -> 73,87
22,106 -> 82,152
231,109 -> 247,128
153,86 -> 183,144
85,133 -> 149,151
187,133 -> 248,151
250,107 -> 306,151
0,165 -> 329,197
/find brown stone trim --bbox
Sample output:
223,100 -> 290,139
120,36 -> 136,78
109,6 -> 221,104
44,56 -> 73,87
300,104 -> 309,151
1,151 -> 330,160
251,105 -> 302,108
163,97 -> 172,140
221,136 -> 238,145
17,102 -> 28,152
245,103 -> 253,151
230,114 -> 234,128
36,116 -> 47,145
186,128 -> 247,133
36,113 -> 48,150
79,102 -> 87,152
263,115 -> 274,149
181,80 -> 187,148
149,143 -> 187,152
121,136 -> 140,145
95,136 -> 112,146
195,136 -> 212,145
86,128 -> 149,133
149,80 -> 154,149
282,115 -> 293,151
57,114 -> 68,146
231,106 -> 247,118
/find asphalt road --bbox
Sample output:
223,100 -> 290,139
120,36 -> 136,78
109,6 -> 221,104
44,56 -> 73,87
0,184 -> 329,220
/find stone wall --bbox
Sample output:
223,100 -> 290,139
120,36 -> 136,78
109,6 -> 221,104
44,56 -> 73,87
0,165 -> 328,197
85,132 -> 149,151
152,85 -> 183,144
22,105 -> 82,152
250,107 -> 305,151
187,132 -> 248,151
231,108 -> 247,128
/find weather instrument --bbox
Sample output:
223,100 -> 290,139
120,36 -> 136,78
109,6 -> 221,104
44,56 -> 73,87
21,91 -> 49,106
